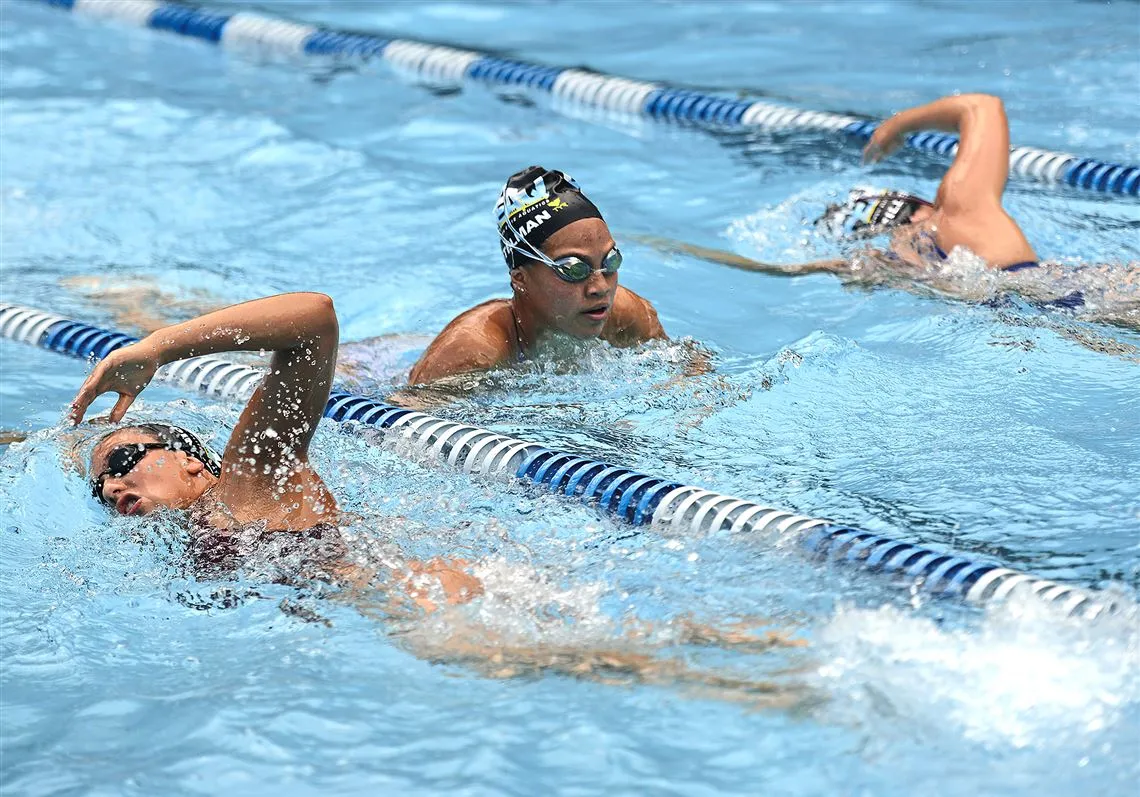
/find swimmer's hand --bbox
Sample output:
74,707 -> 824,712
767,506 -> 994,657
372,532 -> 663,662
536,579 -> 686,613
68,338 -> 161,424
863,119 -> 906,164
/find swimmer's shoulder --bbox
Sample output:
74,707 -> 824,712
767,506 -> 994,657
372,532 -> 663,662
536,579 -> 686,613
605,286 -> 666,346
408,299 -> 515,384
928,209 -> 1038,269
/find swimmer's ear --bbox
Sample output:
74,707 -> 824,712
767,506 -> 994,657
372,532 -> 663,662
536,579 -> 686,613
183,457 -> 205,476
509,268 -> 527,294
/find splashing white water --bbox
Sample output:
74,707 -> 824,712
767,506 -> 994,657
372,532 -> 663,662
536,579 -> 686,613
817,595 -> 1140,749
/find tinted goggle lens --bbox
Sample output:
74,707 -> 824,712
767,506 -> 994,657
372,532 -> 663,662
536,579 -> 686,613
91,443 -> 163,502
550,247 -> 622,283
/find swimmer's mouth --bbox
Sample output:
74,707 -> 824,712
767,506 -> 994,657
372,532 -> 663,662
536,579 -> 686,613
116,494 -> 142,516
582,304 -> 610,320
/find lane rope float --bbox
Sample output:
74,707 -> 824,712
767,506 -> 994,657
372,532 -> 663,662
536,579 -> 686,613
1,301 -> 1127,620
29,0 -> 1140,196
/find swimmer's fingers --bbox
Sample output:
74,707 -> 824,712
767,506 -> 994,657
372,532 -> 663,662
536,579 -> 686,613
67,380 -> 100,425
108,393 -> 137,424
68,350 -> 154,424
68,368 -> 117,425
863,123 -> 904,163
70,388 -> 136,425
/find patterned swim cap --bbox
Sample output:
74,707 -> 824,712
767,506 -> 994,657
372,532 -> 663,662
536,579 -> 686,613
495,166 -> 604,269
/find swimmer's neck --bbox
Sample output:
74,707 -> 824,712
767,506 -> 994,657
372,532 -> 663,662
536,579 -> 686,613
508,296 -> 538,357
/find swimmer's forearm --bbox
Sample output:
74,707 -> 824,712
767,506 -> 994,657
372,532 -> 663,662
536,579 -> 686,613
141,293 -> 339,365
880,93 -> 1001,138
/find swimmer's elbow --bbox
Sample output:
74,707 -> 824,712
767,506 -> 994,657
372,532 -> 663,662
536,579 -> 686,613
961,93 -> 1006,121
295,292 -> 338,335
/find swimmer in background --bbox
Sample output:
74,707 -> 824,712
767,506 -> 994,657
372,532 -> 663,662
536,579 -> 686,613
639,93 -> 1139,332
59,275 -> 433,395
62,167 -> 678,393
65,293 -> 803,703
407,166 -> 668,384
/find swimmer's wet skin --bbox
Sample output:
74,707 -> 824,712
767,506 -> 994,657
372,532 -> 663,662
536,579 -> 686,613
67,293 -> 805,702
407,166 -> 666,385
640,93 -> 1134,330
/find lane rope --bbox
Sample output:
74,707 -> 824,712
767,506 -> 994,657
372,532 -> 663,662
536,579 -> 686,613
30,0 -> 1140,196
1,301 -> 1126,620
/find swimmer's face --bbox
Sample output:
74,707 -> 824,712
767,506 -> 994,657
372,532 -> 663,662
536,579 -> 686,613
90,429 -> 216,516
511,217 -> 619,339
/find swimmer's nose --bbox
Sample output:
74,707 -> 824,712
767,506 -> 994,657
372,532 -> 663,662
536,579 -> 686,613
101,477 -> 125,503
583,269 -> 611,297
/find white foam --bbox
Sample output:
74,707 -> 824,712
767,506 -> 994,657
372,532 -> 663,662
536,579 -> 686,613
817,597 -> 1140,748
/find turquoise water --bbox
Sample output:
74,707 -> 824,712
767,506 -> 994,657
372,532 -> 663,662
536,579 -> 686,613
2,1 -> 1139,794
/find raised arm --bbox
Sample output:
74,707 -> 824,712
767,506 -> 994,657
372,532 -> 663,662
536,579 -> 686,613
70,293 -> 339,498
864,93 -> 1011,211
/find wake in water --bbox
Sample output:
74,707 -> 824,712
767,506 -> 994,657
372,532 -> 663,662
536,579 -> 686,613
818,595 -> 1140,762
1,422 -> 812,709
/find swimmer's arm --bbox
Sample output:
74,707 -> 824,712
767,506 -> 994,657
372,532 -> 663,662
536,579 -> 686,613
865,94 -> 1010,209
71,293 -> 338,458
632,234 -> 847,276
213,294 -> 338,490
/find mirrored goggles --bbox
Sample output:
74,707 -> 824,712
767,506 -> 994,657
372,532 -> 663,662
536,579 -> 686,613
544,247 -> 623,283
91,442 -> 171,504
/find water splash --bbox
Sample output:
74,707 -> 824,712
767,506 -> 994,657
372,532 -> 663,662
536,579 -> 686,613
817,595 -> 1140,750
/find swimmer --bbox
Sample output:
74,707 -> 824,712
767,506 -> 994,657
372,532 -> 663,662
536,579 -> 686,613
639,93 -> 1139,332
71,293 -> 341,530
407,166 -> 668,384
64,293 -> 804,702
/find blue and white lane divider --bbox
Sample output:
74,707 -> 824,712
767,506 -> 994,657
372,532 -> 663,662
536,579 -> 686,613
34,0 -> 1140,197
1,302 -> 1125,620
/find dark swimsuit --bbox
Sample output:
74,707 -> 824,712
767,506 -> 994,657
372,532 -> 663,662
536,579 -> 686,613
927,243 -> 1085,310
189,517 -> 348,585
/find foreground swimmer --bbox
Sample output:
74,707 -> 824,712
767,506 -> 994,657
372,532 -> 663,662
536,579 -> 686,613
72,293 -> 341,529
65,294 -> 803,701
407,166 -> 667,384
70,292 -> 477,599
642,93 -> 1138,330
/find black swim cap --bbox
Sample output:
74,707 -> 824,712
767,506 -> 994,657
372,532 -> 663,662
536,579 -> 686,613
131,423 -> 221,477
495,166 -> 603,269
816,189 -> 932,240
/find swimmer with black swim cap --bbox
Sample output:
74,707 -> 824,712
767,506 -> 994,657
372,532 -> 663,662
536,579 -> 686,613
647,94 -> 1041,275
75,293 -> 340,525
824,93 -> 1041,271
408,166 -> 666,385
639,93 -> 1131,321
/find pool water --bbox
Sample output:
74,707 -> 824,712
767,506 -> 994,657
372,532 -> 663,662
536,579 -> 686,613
2,1 -> 1139,794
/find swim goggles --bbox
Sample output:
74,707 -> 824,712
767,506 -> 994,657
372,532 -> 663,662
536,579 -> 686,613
543,247 -> 623,283
90,442 -> 174,504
